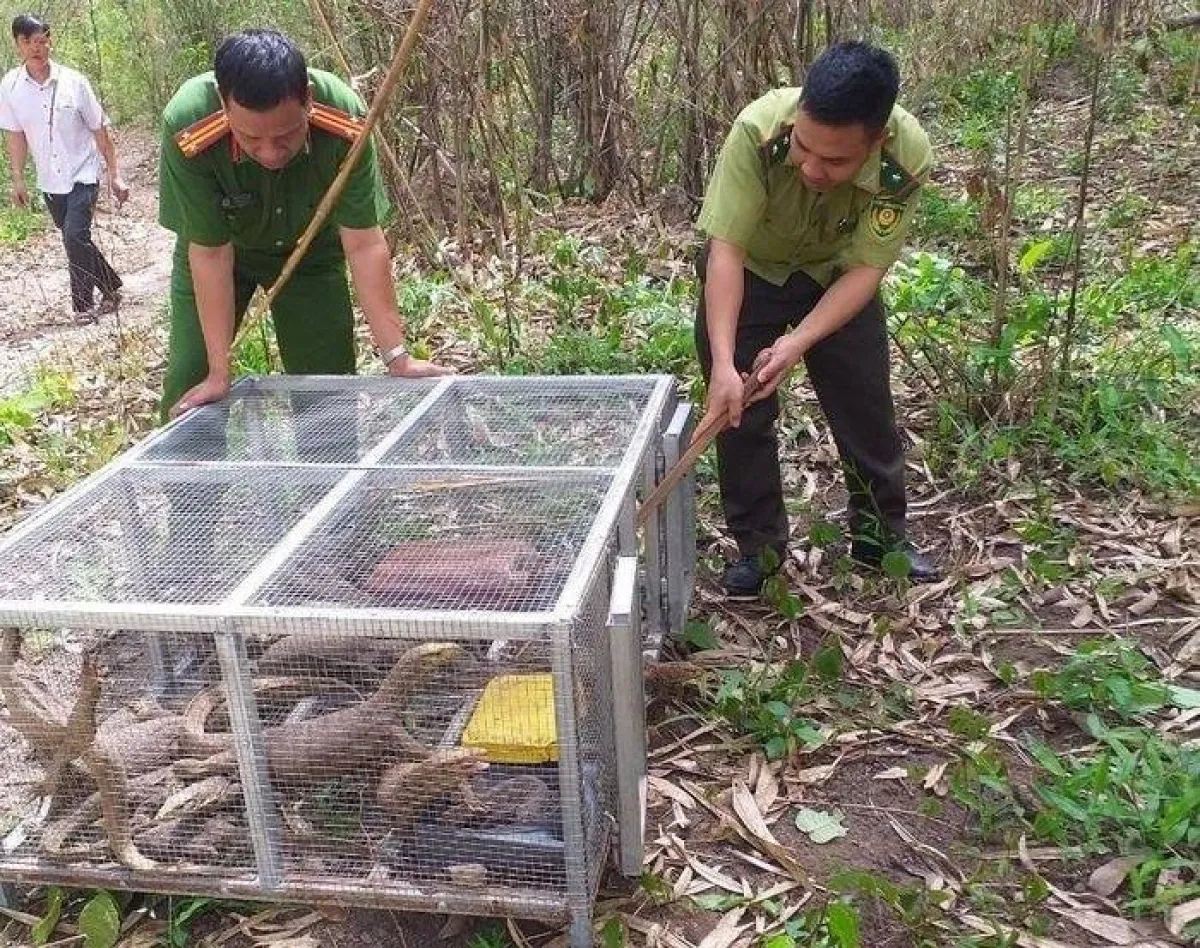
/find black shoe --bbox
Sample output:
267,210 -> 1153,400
723,555 -> 769,599
851,541 -> 941,583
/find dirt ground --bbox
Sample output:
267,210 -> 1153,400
0,126 -> 174,393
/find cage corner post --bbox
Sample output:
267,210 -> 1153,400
551,615 -> 595,948
661,401 -> 697,638
607,555 -> 645,878
214,627 -> 284,889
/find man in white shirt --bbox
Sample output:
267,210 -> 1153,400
0,13 -> 129,322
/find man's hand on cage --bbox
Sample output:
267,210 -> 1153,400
170,373 -> 231,417
386,354 -> 455,378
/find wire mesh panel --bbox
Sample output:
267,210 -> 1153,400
0,628 -> 254,879
382,377 -> 660,468
142,380 -> 437,465
223,632 -> 575,896
250,471 -> 612,614
0,467 -> 342,607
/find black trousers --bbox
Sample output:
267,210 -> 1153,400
694,246 -> 907,559
44,182 -> 121,313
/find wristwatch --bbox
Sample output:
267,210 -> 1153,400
380,343 -> 408,367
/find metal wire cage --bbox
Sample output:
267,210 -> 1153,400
0,375 -> 695,946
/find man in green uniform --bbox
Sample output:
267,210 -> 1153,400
695,40 -> 937,597
158,28 -> 447,419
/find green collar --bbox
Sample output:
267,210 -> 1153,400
853,147 -> 882,194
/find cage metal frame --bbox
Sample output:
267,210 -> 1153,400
0,374 -> 697,947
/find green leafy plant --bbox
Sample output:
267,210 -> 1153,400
467,923 -> 515,948
1031,639 -> 1171,720
709,642 -> 842,760
31,887 -> 65,945
0,370 -> 77,446
760,898 -> 862,947
948,745 -> 1026,841
830,871 -> 952,946
77,891 -> 121,948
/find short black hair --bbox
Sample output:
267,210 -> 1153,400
214,29 -> 308,111
12,13 -> 49,40
800,41 -> 900,133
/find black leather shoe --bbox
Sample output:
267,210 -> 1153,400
723,555 -> 769,599
851,541 -> 941,583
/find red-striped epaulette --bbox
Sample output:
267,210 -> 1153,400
309,102 -> 365,143
174,110 -> 230,158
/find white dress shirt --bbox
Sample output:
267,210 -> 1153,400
0,61 -> 109,195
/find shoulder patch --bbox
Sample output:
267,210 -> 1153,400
309,102 -> 365,143
760,124 -> 793,167
879,149 -> 920,201
868,197 -> 907,239
174,110 -> 230,159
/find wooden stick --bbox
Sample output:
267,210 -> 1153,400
231,0 -> 437,351
636,375 -> 762,528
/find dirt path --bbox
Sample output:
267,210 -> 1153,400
0,126 -> 174,393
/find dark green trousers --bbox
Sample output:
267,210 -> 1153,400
161,240 -> 357,417
694,245 -> 907,558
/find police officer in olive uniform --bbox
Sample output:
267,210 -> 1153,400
158,28 -> 447,419
695,41 -> 938,597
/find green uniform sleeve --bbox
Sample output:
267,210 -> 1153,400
840,141 -> 933,272
696,120 -> 767,251
158,124 -> 231,247
331,132 -> 390,230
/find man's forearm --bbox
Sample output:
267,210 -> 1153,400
4,131 -> 28,179
188,242 -> 237,379
790,265 -> 885,354
94,127 -> 119,177
342,229 -> 406,352
704,240 -> 747,369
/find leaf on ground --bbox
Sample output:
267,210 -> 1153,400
793,808 -> 847,844
1167,897 -> 1200,938
1127,589 -> 1159,616
696,907 -> 747,948
731,780 -> 782,847
1049,906 -> 1160,944
1167,684 -> 1200,709
78,891 -> 120,948
1087,855 -> 1144,897
794,762 -> 839,785
922,762 -> 949,795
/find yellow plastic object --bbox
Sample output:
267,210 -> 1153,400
461,673 -> 558,764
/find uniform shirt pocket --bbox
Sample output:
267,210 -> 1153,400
220,192 -> 262,237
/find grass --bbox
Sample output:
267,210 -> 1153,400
0,160 -> 45,246
938,642 -> 1199,934
0,204 -> 45,245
